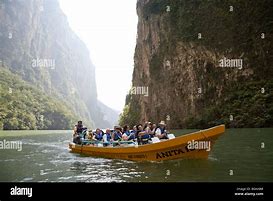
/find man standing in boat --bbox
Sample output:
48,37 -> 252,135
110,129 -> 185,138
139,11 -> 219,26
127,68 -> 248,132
73,120 -> 87,144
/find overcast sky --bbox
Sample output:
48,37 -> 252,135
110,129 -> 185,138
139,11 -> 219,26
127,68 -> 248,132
59,0 -> 138,112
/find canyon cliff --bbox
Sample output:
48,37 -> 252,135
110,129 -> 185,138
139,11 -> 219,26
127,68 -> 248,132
0,0 -> 118,129
120,0 -> 273,128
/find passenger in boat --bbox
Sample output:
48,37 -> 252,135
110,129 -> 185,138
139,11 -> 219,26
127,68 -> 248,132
73,120 -> 87,144
136,124 -> 150,144
135,124 -> 143,144
93,128 -> 104,141
147,123 -> 156,139
129,125 -> 137,140
155,121 -> 168,139
132,125 -> 137,132
122,125 -> 135,141
141,122 -> 153,144
112,126 -> 123,141
103,128 -> 112,146
87,130 -> 93,140
124,125 -> 130,135
122,125 -> 129,140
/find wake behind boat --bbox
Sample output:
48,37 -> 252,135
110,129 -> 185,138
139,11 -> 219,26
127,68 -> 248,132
69,124 -> 225,162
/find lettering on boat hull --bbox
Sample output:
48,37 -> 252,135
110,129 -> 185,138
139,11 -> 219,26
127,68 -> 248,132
156,145 -> 196,159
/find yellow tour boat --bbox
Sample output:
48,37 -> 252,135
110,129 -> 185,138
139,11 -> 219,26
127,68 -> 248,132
69,124 -> 225,162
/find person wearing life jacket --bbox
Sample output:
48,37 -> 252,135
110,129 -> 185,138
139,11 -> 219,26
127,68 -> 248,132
149,123 -> 156,138
112,126 -> 123,141
93,128 -> 104,141
136,124 -> 150,144
155,121 -> 168,139
73,121 -> 87,144
122,125 -> 134,141
141,122 -> 154,144
128,125 -> 137,141
103,128 -> 112,146
132,125 -> 137,135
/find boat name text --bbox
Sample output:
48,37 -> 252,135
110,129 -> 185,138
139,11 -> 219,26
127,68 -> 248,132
156,145 -> 194,159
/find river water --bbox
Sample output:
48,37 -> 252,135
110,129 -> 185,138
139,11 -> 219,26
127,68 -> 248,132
0,128 -> 272,182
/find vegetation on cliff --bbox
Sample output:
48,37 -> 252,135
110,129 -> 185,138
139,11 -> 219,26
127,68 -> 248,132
0,0 -> 118,129
119,94 -> 141,127
0,68 -> 77,130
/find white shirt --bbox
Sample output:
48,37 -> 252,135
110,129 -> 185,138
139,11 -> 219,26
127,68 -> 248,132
155,128 -> 162,135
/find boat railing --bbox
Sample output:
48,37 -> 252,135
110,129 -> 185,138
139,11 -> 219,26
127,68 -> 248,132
81,139 -> 137,147
80,134 -> 176,147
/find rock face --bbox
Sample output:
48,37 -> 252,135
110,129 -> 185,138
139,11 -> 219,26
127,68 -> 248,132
0,0 -> 118,128
120,0 -> 273,128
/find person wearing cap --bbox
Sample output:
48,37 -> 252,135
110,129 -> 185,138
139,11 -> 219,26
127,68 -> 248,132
155,121 -> 168,139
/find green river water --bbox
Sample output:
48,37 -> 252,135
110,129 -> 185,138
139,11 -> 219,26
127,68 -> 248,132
0,128 -> 272,182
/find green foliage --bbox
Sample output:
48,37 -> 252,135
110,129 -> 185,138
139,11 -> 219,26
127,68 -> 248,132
0,68 -> 77,130
185,80 -> 273,129
119,105 -> 129,126
167,0 -> 273,77
119,97 -> 141,128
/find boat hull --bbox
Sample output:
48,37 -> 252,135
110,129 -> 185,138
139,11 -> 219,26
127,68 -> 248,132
69,125 -> 225,161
